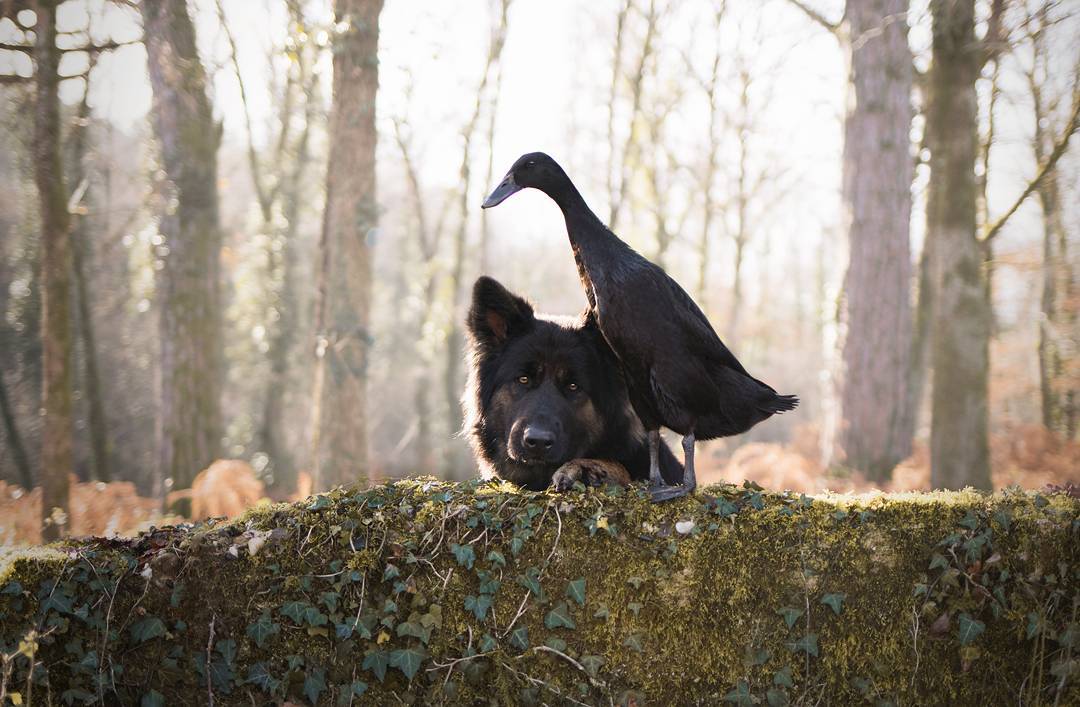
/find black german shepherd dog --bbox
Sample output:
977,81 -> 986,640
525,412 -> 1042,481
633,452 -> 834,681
463,276 -> 683,490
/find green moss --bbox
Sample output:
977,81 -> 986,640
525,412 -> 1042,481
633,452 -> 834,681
1,479 -> 1077,705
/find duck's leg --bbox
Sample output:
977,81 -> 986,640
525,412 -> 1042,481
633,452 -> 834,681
647,429 -> 662,488
650,431 -> 696,502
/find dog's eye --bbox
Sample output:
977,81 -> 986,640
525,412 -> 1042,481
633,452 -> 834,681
518,375 -> 530,386
566,382 -> 578,392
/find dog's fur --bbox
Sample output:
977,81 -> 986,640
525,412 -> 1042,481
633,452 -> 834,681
462,276 -> 682,490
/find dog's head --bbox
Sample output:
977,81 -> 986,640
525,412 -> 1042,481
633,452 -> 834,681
463,277 -> 611,489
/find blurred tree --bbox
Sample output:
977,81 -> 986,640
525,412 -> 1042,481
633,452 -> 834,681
33,0 -> 73,540
691,1 -> 726,310
0,257 -> 33,489
141,0 -> 224,503
785,0 -> 915,481
1021,5 -> 1080,438
217,0 -> 322,492
66,55 -> 112,484
311,0 -> 384,491
392,107 -> 450,473
928,0 -> 1078,488
607,0 -> 659,232
924,0 -> 992,489
443,0 -> 512,478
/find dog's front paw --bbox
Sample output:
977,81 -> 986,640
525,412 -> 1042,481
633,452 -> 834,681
551,459 -> 631,492
551,461 -> 584,492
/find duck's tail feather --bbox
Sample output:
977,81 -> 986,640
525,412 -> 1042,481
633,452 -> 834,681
760,394 -> 799,414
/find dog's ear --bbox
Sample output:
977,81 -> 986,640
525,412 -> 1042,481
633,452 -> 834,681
467,276 -> 535,349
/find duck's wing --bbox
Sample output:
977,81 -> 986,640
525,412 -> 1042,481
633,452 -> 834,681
658,268 -> 752,377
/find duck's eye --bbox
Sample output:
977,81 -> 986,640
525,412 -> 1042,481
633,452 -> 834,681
526,160 -> 536,167
518,375 -> 530,385
566,382 -> 578,392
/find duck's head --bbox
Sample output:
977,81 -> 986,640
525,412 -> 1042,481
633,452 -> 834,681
481,152 -> 564,208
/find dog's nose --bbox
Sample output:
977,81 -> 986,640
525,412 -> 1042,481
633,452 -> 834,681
523,426 -> 555,450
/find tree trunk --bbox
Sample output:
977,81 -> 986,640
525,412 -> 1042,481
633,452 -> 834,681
443,0 -> 511,479
925,0 -> 991,490
68,68 -> 112,483
838,0 -> 914,481
259,49 -> 317,494
311,0 -> 384,492
141,0 -> 225,501
0,366 -> 33,489
1031,55 -> 1077,437
33,0 -> 73,540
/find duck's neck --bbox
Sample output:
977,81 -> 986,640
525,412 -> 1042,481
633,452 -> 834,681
545,174 -> 623,256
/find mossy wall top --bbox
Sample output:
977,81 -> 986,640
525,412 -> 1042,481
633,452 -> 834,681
1,479 -> 1077,706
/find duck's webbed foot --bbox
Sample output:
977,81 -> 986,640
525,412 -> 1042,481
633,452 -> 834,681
648,431 -> 697,503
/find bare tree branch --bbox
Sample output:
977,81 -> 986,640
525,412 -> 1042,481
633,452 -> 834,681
982,89 -> 1080,243
780,0 -> 841,35
215,0 -> 271,221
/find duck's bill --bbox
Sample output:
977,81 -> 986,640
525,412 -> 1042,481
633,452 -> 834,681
481,174 -> 521,208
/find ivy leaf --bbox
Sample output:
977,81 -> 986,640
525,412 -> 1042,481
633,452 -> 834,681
129,617 -> 166,644
786,633 -> 819,657
958,510 -> 980,530
623,633 -> 644,652
723,680 -> 754,706
957,613 -> 985,645
487,550 -> 506,567
246,612 -> 280,648
348,680 -> 368,699
479,633 -> 498,652
383,563 -> 400,581
397,620 -> 432,644
140,690 -> 165,707
363,650 -> 389,682
280,601 -> 307,624
820,593 -> 847,615
566,578 -> 586,606
580,655 -> 605,677
216,639 -> 237,666
773,666 -> 794,688
477,570 -> 501,595
516,568 -> 544,599
1057,623 -> 1077,649
1,581 -> 23,595
593,604 -> 610,621
308,495 -> 330,511
510,625 -> 529,650
627,602 -> 643,617
713,498 -> 739,518
450,543 -> 476,569
545,637 -> 567,652
320,591 -> 340,613
544,602 -> 576,630
766,688 -> 790,706
464,594 -> 493,621
303,606 -> 328,627
244,664 -> 278,695
389,647 -> 427,681
776,607 -> 803,629
303,667 -> 326,705
626,576 -> 646,589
